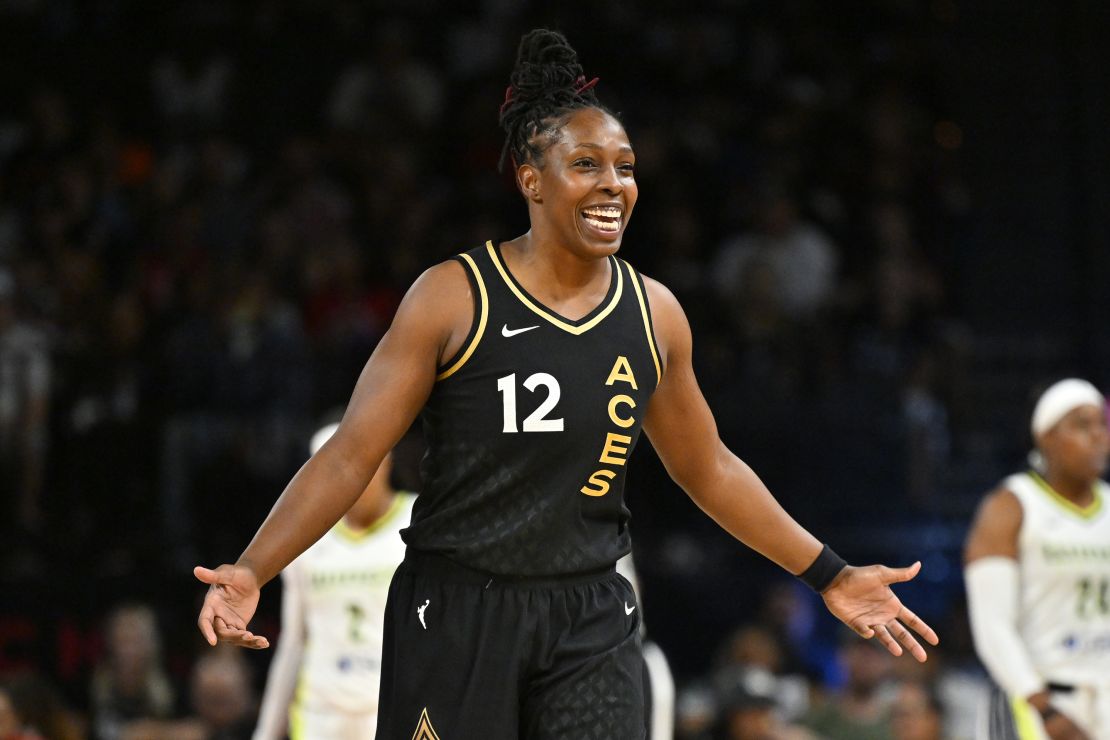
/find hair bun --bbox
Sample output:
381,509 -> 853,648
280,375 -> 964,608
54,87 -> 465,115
508,29 -> 586,106
498,28 -> 606,171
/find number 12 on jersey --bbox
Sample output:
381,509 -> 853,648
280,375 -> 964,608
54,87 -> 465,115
497,373 -> 564,433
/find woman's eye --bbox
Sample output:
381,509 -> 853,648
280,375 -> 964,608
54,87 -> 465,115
574,159 -> 596,168
619,163 -> 635,173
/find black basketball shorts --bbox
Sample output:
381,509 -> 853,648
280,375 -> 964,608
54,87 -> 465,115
376,549 -> 646,739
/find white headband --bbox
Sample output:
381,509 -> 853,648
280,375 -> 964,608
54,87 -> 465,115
1030,378 -> 1104,438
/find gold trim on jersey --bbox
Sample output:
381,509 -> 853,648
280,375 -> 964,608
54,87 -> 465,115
1027,471 -> 1104,519
411,707 -> 442,740
623,260 -> 662,386
486,241 -> 623,335
335,493 -> 412,542
437,253 -> 488,381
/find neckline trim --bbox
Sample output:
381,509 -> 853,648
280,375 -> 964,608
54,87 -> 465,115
487,241 -> 623,335
1026,471 -> 1103,519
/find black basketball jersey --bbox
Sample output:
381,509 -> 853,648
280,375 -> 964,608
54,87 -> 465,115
402,240 -> 662,576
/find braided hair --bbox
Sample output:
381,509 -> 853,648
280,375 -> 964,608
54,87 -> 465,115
498,29 -> 610,172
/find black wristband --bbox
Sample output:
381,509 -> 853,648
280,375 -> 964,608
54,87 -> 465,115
798,544 -> 847,592
1038,704 -> 1060,722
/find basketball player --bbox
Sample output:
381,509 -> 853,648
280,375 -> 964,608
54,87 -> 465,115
252,423 -> 415,739
196,29 -> 938,738
965,378 -> 1110,739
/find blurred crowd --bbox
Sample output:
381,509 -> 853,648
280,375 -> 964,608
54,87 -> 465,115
1,604 -> 256,739
670,580 -> 989,740
0,590 -> 989,740
0,0 -> 983,737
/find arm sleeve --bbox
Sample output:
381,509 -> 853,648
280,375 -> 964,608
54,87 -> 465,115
964,556 -> 1045,700
253,565 -> 308,740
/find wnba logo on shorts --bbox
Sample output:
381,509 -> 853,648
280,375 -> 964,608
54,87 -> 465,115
412,707 -> 441,740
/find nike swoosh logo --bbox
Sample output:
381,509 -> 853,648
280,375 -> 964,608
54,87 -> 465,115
625,602 -> 636,615
502,324 -> 540,337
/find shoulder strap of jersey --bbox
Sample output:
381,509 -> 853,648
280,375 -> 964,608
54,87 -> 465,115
435,246 -> 489,381
1005,472 -> 1036,508
620,259 -> 662,387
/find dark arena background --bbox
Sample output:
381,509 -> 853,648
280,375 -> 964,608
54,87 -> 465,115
1,1 -> 1109,737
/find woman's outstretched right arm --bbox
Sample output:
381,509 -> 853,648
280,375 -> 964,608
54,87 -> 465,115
195,260 -> 473,648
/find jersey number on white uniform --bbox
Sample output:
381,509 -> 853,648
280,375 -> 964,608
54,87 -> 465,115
1076,576 -> 1110,618
497,373 -> 564,433
347,602 -> 366,642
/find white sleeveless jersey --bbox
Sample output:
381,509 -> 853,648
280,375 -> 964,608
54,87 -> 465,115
288,493 -> 415,713
1008,472 -> 1110,685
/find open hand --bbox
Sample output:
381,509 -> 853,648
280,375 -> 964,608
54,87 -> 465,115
821,561 -> 939,661
194,564 -> 269,649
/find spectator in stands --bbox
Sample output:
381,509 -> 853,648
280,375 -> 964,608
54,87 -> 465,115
712,185 -> 839,326
89,604 -> 175,740
0,683 -> 42,740
801,633 -> 895,740
0,267 -> 50,571
119,650 -> 256,740
186,651 -> 256,740
714,624 -> 811,721
1,673 -> 82,740
890,679 -> 944,740
715,666 -> 816,740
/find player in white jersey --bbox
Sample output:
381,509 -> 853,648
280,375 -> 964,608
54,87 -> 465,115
253,424 -> 415,740
965,378 -> 1110,740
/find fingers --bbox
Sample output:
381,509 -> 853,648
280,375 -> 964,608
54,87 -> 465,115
880,560 -> 921,585
247,635 -> 270,649
218,628 -> 269,649
214,614 -> 242,633
197,604 -> 217,646
872,624 -> 903,657
194,564 -> 238,586
899,605 -> 940,646
888,619 -> 927,662
852,622 -> 875,639
865,615 -> 932,662
213,629 -> 269,649
865,620 -> 930,662
207,615 -> 270,649
193,565 -> 219,584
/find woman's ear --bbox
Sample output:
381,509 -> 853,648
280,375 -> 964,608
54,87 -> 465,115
517,164 -> 542,203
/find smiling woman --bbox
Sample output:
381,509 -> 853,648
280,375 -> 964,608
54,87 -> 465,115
516,107 -> 636,257
195,28 -> 938,740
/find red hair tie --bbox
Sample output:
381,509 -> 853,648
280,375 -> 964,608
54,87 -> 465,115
575,75 -> 599,94
500,75 -> 598,116
499,85 -> 515,116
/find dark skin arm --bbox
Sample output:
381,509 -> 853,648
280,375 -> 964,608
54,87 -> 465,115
195,261 -> 472,648
642,277 -> 938,661
964,487 -> 1021,563
964,489 -> 1090,740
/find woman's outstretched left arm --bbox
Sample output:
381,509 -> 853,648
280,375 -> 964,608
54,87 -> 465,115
641,276 -> 938,661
